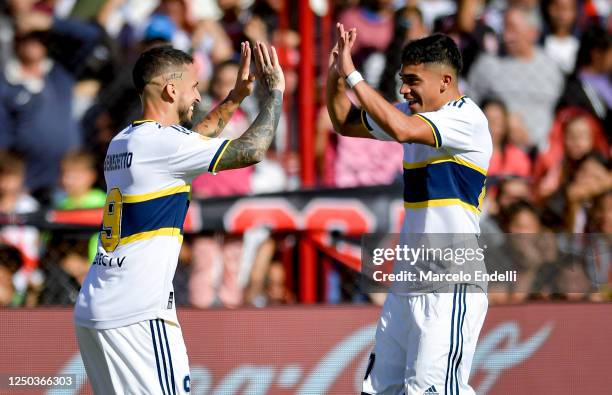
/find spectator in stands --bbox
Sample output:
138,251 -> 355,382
587,191 -> 612,234
217,0 -> 257,52
433,0 -> 499,77
0,7 -> 104,201
257,260 -> 295,306
244,234 -> 277,306
584,191 -> 612,298
468,6 -> 564,151
541,0 -> 579,75
481,175 -> 533,234
378,6 -> 429,102
410,0 -> 458,30
0,245 -> 22,307
497,177 -> 533,212
488,201 -> 558,303
557,25 -> 611,135
535,109 -> 608,202
482,0 -> 544,35
0,151 -> 39,217
173,237 -> 193,306
192,60 -> 254,197
561,153 -> 611,232
39,239 -> 89,305
54,151 -> 106,210
315,107 -> 403,188
484,98 -> 531,181
0,151 -> 40,270
191,16 -> 234,93
338,0 -> 394,75
188,235 -> 244,308
82,23 -> 175,181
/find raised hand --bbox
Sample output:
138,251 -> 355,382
253,41 -> 285,93
328,41 -> 340,74
230,41 -> 257,101
335,23 -> 358,78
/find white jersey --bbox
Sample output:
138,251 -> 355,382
364,97 -> 492,234
74,120 -> 229,329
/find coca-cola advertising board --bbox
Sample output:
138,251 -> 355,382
1,303 -> 611,394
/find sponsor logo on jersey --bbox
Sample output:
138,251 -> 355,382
92,252 -> 127,268
167,292 -> 174,309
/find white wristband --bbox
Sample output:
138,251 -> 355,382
345,70 -> 364,88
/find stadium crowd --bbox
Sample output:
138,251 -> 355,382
0,0 -> 609,308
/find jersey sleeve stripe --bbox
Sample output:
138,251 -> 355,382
208,139 -> 231,173
123,185 -> 191,203
361,109 -> 373,130
415,114 -> 442,148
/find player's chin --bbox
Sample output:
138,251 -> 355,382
408,102 -> 422,113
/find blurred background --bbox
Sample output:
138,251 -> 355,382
0,0 -> 610,393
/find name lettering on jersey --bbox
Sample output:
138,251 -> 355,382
104,152 -> 133,171
93,252 -> 127,268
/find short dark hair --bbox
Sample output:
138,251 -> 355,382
500,200 -> 541,231
401,34 -> 463,75
132,45 -> 193,94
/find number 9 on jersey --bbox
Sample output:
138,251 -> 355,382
102,188 -> 123,252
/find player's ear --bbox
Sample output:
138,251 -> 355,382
440,73 -> 453,93
161,83 -> 177,102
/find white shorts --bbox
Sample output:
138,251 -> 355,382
363,284 -> 487,395
76,319 -> 191,395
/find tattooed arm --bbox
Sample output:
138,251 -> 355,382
193,42 -> 256,137
215,42 -> 285,171
193,94 -> 242,138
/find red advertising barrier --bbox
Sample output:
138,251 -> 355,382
1,303 -> 611,394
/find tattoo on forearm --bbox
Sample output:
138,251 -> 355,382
212,117 -> 226,137
215,90 -> 282,171
194,97 -> 234,137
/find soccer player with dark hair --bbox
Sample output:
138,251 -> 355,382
327,27 -> 491,395
74,42 -> 284,394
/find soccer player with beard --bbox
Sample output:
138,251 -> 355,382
327,26 -> 491,395
74,42 -> 284,394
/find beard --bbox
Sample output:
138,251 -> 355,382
178,104 -> 192,124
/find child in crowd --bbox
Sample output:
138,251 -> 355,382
54,151 -> 106,209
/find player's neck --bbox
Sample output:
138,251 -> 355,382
438,88 -> 463,108
141,100 -> 180,127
